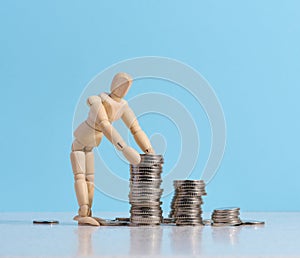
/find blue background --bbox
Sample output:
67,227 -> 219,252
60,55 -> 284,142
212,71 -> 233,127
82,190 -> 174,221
1,0 -> 299,213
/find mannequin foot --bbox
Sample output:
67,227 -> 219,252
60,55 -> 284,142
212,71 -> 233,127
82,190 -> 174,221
73,210 -> 92,221
73,215 -> 80,221
76,216 -> 100,226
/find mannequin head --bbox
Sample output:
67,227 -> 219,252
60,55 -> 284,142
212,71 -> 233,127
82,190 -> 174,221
110,72 -> 133,99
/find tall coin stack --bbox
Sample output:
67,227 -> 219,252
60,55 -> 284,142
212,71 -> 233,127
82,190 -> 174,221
129,154 -> 164,226
211,207 -> 242,226
169,180 -> 207,226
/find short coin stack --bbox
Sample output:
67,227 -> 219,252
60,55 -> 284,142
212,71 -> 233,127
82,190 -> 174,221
129,154 -> 164,226
169,180 -> 207,226
211,207 -> 242,226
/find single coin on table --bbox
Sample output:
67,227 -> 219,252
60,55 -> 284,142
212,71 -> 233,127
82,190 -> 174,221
33,220 -> 59,224
242,220 -> 265,225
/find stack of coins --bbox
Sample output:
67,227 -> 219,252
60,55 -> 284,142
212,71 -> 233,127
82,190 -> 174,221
211,207 -> 242,226
129,154 -> 164,226
169,180 -> 207,226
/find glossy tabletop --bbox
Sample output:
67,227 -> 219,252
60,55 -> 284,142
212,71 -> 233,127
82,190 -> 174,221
0,212 -> 299,257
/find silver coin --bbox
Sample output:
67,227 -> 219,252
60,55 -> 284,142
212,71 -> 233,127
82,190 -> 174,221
33,220 -> 59,224
132,163 -> 163,168
130,222 -> 161,226
176,184 -> 205,188
214,207 -> 240,212
140,154 -> 164,159
131,220 -> 161,224
115,217 -> 130,222
174,179 -> 205,184
163,218 -> 175,224
137,160 -> 163,165
175,204 -> 202,208
131,177 -> 162,181
177,193 -> 207,197
130,184 -> 162,189
176,219 -> 203,224
175,194 -> 203,198
130,180 -> 162,184
131,186 -> 162,190
175,214 -> 202,218
131,214 -> 162,219
212,219 -> 242,224
212,222 -> 242,227
175,186 -> 205,190
212,214 -> 240,219
202,219 -> 212,226
130,199 -> 161,203
175,188 -> 206,192
130,184 -> 162,187
131,220 -> 162,225
175,188 -> 205,192
130,179 -> 162,183
212,212 -> 240,217
175,214 -> 202,219
175,184 -> 205,188
130,209 -> 162,213
131,173 -> 162,177
212,214 -> 240,218
213,210 -> 240,214
130,199 -> 162,203
130,201 -> 163,206
131,205 -> 162,209
174,199 -> 203,204
131,188 -> 161,192
176,222 -> 203,225
176,222 -> 203,227
129,192 -> 163,197
176,221 -> 203,226
131,213 -> 162,218
129,193 -> 162,198
130,173 -> 162,176
130,186 -> 163,191
131,171 -> 162,174
174,209 -> 202,214
130,184 -> 161,187
130,169 -> 162,173
131,166 -> 163,169
212,218 -> 240,223
176,219 -> 203,223
213,209 -> 240,214
99,220 -> 129,226
175,207 -> 202,211
242,220 -> 265,225
175,209 -> 203,213
129,192 -> 162,197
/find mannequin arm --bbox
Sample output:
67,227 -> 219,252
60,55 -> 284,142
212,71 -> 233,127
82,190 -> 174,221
88,96 -> 140,164
121,105 -> 155,154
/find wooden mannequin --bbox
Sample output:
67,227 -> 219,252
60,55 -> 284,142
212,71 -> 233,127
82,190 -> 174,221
70,72 -> 155,226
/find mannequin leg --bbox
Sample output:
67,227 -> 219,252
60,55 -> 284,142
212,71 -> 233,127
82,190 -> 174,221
71,140 -> 99,226
85,151 -> 95,214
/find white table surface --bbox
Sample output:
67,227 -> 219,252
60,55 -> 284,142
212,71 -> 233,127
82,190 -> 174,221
0,212 -> 299,257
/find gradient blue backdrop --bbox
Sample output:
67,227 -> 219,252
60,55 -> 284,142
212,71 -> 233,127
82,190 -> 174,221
1,0 -> 299,213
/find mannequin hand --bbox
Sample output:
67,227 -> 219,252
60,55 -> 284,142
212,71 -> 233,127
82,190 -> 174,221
122,146 -> 141,165
145,147 -> 155,154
